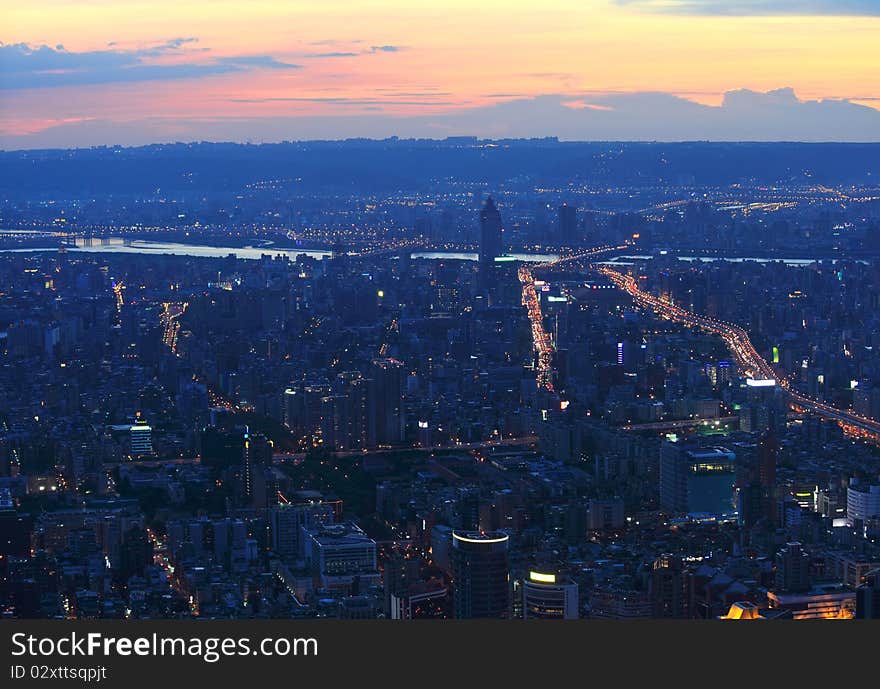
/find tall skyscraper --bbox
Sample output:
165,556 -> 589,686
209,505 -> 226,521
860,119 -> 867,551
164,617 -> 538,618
451,530 -> 510,618
242,431 -> 272,500
479,197 -> 503,283
558,203 -> 577,246
129,417 -> 154,457
372,358 -> 404,446
775,542 -> 811,594
758,429 -> 779,523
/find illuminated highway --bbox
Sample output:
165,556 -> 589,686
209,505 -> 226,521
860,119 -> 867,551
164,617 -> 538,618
519,244 -> 630,392
272,434 -> 539,462
112,280 -> 125,312
159,301 -> 188,354
599,265 -> 880,440
519,264 -> 555,391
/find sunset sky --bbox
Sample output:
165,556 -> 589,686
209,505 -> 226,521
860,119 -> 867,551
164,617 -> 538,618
2,0 -> 880,147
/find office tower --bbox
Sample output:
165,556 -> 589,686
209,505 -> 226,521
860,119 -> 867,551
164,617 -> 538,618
457,488 -> 480,531
451,531 -> 510,619
129,417 -> 153,457
758,429 -> 779,523
251,466 -> 284,509
650,554 -> 687,618
320,394 -> 350,451
384,548 -> 413,615
242,431 -> 272,500
775,542 -> 811,594
282,387 -> 301,431
348,375 -> 377,449
478,197 -> 503,284
303,523 -> 380,594
856,570 -> 880,619
521,570 -> 579,619
758,430 -> 778,490
660,441 -> 737,520
558,203 -> 577,246
283,384 -> 331,442
847,479 -> 880,524
372,358 -> 404,446
270,502 -> 336,559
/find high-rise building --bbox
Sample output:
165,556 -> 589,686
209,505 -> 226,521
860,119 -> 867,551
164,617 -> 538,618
660,441 -> 737,520
303,523 -> 380,594
479,197 -> 503,284
347,375 -> 377,449
738,431 -> 779,528
270,502 -> 336,559
242,431 -> 272,500
521,570 -> 579,619
129,417 -> 154,457
558,203 -> 577,247
283,383 -> 331,443
758,429 -> 779,523
847,479 -> 880,524
372,358 -> 404,446
856,570 -> 880,619
650,554 -> 688,618
775,542 -> 811,594
320,394 -> 350,451
451,530 -> 510,618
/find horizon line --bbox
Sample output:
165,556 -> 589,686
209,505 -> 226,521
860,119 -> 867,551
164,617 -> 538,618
4,137 -> 880,154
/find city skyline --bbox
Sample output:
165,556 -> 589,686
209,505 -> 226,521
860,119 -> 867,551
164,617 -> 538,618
2,0 -> 880,148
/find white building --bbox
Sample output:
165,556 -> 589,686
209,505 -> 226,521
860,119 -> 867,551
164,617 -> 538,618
847,479 -> 880,524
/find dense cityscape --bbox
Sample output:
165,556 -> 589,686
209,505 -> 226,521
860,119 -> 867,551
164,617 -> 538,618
1,140 -> 880,621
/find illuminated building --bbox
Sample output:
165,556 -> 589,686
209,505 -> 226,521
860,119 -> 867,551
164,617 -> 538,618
129,417 -> 154,457
390,579 -> 450,620
660,441 -> 737,520
847,479 -> 880,526
826,554 -> 880,589
241,431 -> 272,500
719,601 -> 764,620
650,554 -> 687,618
303,523 -> 380,594
270,502 -> 336,559
521,570 -> 578,619
451,531 -> 510,619
767,588 -> 855,620
319,394 -> 350,451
